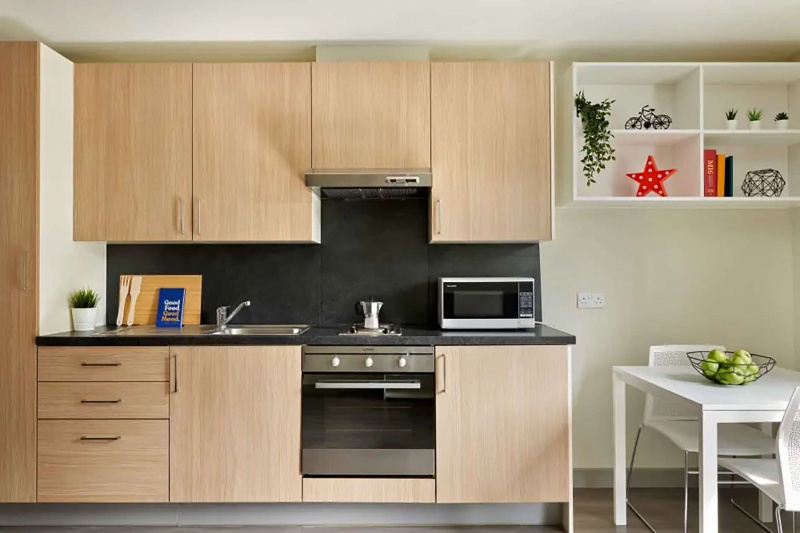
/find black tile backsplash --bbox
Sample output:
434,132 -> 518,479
107,198 -> 541,327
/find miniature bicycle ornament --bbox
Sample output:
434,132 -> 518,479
624,105 -> 673,130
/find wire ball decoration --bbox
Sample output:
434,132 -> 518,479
624,105 -> 672,130
741,168 -> 786,197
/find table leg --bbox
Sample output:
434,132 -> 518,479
759,422 -> 774,523
700,411 -> 720,533
613,372 -> 627,525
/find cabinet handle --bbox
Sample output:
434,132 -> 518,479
436,199 -> 442,235
80,362 -> 121,367
21,252 -> 28,290
81,399 -> 122,404
80,436 -> 121,442
179,197 -> 185,235
194,198 -> 201,235
437,354 -> 446,393
172,353 -> 179,393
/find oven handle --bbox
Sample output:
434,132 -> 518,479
314,380 -> 422,390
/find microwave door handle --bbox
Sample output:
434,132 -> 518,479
314,380 -> 422,390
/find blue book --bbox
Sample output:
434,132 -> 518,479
725,156 -> 734,197
156,288 -> 186,328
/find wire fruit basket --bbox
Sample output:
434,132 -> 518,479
687,351 -> 775,386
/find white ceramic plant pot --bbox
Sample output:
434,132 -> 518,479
726,119 -> 738,130
776,120 -> 789,130
749,120 -> 761,130
72,307 -> 97,332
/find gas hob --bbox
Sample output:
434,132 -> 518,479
338,324 -> 402,336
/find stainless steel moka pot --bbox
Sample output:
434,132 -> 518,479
356,299 -> 383,329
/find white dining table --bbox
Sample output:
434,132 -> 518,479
613,365 -> 800,533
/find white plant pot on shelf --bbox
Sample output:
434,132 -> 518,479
749,120 -> 762,130
776,120 -> 789,130
71,308 -> 97,332
726,119 -> 738,130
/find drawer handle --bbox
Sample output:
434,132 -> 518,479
81,399 -> 122,404
80,436 -> 121,442
80,362 -> 121,367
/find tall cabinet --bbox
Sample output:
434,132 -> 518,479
431,62 -> 552,242
0,41 -> 37,502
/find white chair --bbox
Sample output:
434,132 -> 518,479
720,386 -> 800,533
628,345 -> 776,533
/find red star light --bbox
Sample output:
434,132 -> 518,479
626,155 -> 676,197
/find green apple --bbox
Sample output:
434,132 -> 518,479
700,359 -> 719,377
708,349 -> 728,363
717,370 -> 745,385
733,349 -> 752,364
745,364 -> 760,377
744,374 -> 758,383
730,355 -> 750,367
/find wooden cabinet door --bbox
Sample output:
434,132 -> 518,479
0,41 -> 37,502
74,63 -> 192,241
435,345 -> 570,503
431,62 -> 552,242
312,62 -> 430,169
170,346 -> 302,502
192,63 -> 315,242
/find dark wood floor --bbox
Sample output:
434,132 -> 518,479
0,488 -> 789,532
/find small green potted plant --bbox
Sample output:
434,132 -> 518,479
69,287 -> 101,332
725,108 -> 738,130
574,91 -> 616,186
747,108 -> 763,130
775,111 -> 789,130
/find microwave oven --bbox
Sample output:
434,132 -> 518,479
438,277 -> 535,330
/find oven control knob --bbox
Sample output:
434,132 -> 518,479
365,356 -> 374,368
398,357 -> 408,368
331,356 -> 340,368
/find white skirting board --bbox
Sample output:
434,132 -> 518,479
0,503 -> 563,527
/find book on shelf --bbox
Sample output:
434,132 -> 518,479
716,153 -> 726,197
703,149 -> 717,196
724,155 -> 734,197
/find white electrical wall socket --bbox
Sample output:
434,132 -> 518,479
577,293 -> 605,309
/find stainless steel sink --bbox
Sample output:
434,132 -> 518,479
207,325 -> 311,336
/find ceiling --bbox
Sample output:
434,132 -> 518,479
1,0 -> 800,62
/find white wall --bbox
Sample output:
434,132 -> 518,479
38,44 -> 106,334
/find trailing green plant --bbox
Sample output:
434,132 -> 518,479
725,108 -> 738,120
574,91 -> 616,186
746,108 -> 763,121
775,111 -> 789,121
68,287 -> 101,308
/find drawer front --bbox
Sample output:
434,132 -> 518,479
38,346 -> 169,382
302,478 -> 435,503
38,382 -> 169,419
38,420 -> 169,503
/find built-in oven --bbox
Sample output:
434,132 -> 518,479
438,276 -> 535,329
301,346 -> 435,477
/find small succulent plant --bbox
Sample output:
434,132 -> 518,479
725,108 -> 738,120
775,112 -> 789,121
746,108 -> 764,121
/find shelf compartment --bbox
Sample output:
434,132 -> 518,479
701,141 -> 798,199
704,130 -> 800,146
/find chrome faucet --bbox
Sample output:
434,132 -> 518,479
216,301 -> 251,330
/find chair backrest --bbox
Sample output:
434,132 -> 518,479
643,344 -> 725,423
777,386 -> 800,512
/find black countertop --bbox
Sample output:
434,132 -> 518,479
36,324 -> 576,347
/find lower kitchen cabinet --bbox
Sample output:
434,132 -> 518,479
37,420 -> 169,503
435,345 -> 571,503
169,345 -> 302,502
303,478 -> 435,503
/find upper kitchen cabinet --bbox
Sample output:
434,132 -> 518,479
74,63 -> 192,241
193,63 -> 318,242
311,62 -> 431,169
431,62 -> 552,242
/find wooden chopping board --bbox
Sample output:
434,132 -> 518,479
120,275 -> 202,325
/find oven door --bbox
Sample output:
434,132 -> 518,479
440,279 -> 527,329
302,373 -> 435,477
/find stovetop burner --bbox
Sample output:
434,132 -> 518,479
339,323 -> 402,336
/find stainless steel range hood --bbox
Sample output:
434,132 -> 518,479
305,169 -> 432,199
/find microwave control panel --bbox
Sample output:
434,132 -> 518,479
519,281 -> 534,319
